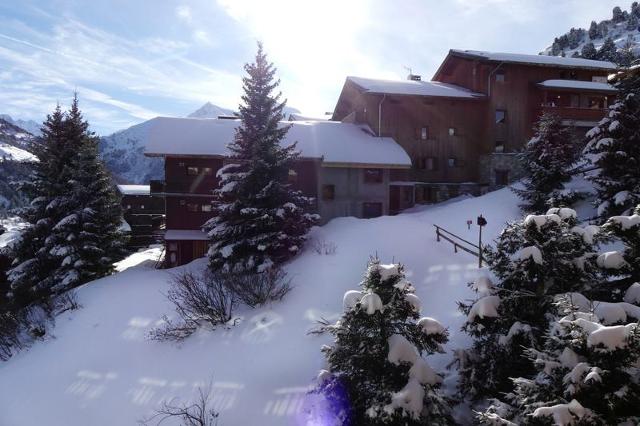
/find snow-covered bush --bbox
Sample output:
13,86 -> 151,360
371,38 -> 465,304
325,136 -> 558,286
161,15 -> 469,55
220,268 -> 291,308
514,113 -> 583,213
149,271 -> 237,342
204,44 -> 318,274
308,259 -> 451,425
456,208 -> 596,401
584,66 -> 640,218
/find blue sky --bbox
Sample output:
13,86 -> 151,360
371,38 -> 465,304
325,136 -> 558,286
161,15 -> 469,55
0,0 -> 627,134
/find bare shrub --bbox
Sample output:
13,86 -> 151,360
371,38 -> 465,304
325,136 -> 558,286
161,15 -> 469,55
222,268 -> 291,308
139,381 -> 219,426
149,270 -> 237,342
312,238 -> 337,255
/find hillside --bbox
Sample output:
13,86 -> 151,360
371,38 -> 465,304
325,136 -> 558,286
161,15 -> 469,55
0,118 -> 37,210
0,114 -> 41,138
0,187 -> 523,425
543,4 -> 640,65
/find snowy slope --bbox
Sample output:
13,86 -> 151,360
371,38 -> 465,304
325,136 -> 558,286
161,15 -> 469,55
542,7 -> 640,61
187,102 -> 235,118
0,144 -> 37,162
0,187 -> 521,426
0,114 -> 41,137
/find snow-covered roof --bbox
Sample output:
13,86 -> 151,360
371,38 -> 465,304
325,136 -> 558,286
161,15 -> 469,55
450,49 -> 617,70
164,229 -> 209,241
288,113 -> 330,121
537,79 -> 617,92
347,76 -> 484,99
145,117 -> 412,167
117,185 -> 150,196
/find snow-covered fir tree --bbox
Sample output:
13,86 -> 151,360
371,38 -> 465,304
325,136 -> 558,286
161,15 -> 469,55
204,44 -> 318,273
456,208 -> 597,401
310,259 -> 451,425
7,98 -> 125,303
513,113 -> 581,213
584,66 -> 640,218
480,207 -> 640,425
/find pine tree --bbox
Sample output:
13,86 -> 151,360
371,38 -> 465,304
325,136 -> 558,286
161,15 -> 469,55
204,43 -> 318,273
7,98 -> 125,303
612,6 -> 625,23
588,21 -> 600,40
581,42 -> 598,60
584,66 -> 640,218
456,208 -> 596,401
309,259 -> 451,425
513,113 -> 581,214
597,37 -> 619,63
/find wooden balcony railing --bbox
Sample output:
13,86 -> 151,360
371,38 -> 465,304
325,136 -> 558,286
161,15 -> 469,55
537,106 -> 606,122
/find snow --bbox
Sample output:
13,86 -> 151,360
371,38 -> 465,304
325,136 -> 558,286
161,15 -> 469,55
571,225 -> 599,244
623,283 -> 640,304
596,251 -> 626,269
342,290 -> 362,311
347,76 -> 485,99
519,246 -> 543,264
609,214 -> 640,230
386,379 -> 424,419
387,334 -> 418,365
116,185 -> 150,196
360,292 -> 384,315
417,317 -> 445,335
498,322 -> 532,345
613,190 -> 630,205
187,102 -> 235,119
0,143 -> 37,162
0,186 -> 522,425
608,120 -> 621,133
0,216 -> 27,249
164,229 -> 210,241
451,49 -> 616,70
405,293 -> 421,312
546,207 -> 577,220
145,117 -> 412,167
531,399 -> 589,425
375,263 -> 401,281
537,79 -> 616,92
523,213 -> 561,229
408,357 -> 440,385
467,295 -> 501,321
472,275 -> 493,295
588,323 -> 637,350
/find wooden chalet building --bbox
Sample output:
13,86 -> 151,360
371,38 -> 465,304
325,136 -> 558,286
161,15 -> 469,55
145,117 -> 411,266
144,49 -> 617,267
333,49 -> 617,198
116,185 -> 165,248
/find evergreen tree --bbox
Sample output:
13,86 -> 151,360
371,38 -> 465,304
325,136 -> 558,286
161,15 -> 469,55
309,259 -> 451,425
581,42 -> 598,60
456,208 -> 596,401
204,43 -> 318,273
513,113 -> 580,214
612,6 -> 625,23
588,21 -> 601,40
596,37 -> 619,63
626,13 -> 639,31
7,98 -> 125,303
584,66 -> 640,218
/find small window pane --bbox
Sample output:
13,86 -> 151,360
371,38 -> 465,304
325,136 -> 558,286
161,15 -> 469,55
448,127 -> 455,136
364,169 -> 383,183
201,204 -> 212,212
495,110 -> 506,124
421,127 -> 428,140
186,203 -> 199,212
202,167 -> 213,175
288,169 -> 298,184
448,158 -> 457,168
426,157 -> 435,171
322,184 -> 335,200
187,166 -> 199,176
495,71 -> 505,82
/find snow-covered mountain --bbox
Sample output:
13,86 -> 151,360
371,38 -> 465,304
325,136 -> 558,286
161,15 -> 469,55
542,4 -> 640,65
0,114 -> 41,137
187,101 -> 235,118
0,118 -> 36,209
99,102 -> 302,183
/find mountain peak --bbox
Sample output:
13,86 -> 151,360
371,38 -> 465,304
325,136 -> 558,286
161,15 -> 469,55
187,102 -> 235,119
0,114 -> 42,137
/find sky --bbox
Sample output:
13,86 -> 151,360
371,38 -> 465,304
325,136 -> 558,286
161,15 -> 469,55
0,0 -> 628,135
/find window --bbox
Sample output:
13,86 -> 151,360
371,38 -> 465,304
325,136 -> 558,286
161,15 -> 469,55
495,109 -> 506,124
426,157 -> 436,171
495,141 -> 505,153
179,199 -> 186,206
495,70 -> 505,82
448,127 -> 456,136
364,168 -> 383,183
495,169 -> 510,186
168,242 -> 178,251
126,204 -> 131,210
202,167 -> 213,175
140,204 -> 145,210
186,166 -> 199,176
186,203 -> 199,212
201,204 -> 212,212
288,169 -> 298,184
322,184 -> 335,200
421,126 -> 429,140
448,158 -> 458,168
592,76 -> 607,83
362,202 -> 383,218
178,162 -> 185,167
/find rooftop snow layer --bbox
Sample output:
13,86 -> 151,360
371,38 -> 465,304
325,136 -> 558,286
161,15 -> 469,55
164,229 -> 209,241
450,49 -> 617,70
347,76 -> 484,98
117,185 -> 150,196
537,79 -> 617,92
145,117 -> 412,167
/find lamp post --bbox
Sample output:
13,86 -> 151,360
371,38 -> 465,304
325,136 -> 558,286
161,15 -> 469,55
477,214 -> 487,268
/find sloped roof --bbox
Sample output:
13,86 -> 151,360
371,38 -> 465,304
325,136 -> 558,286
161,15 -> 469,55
144,117 -> 411,167
347,76 -> 484,98
117,185 -> 150,195
537,79 -> 617,93
449,49 -> 617,70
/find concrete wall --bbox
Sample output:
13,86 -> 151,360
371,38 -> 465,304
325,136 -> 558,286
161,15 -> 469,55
317,166 -> 390,223
478,153 -> 523,188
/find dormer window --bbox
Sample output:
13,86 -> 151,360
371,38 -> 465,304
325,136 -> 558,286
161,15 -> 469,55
495,70 -> 505,82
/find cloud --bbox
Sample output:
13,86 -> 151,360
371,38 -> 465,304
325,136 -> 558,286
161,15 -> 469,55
175,5 -> 192,22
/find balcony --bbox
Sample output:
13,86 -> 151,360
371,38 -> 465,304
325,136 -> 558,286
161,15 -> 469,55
149,180 -> 215,197
149,180 -> 165,194
536,106 -> 606,123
